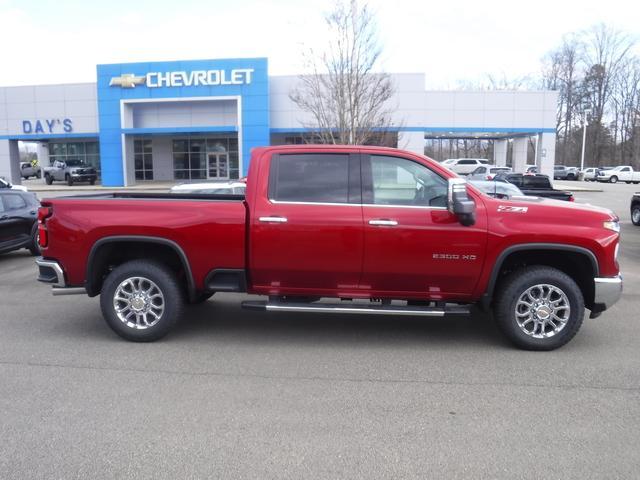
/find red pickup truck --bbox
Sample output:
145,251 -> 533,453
35,145 -> 622,350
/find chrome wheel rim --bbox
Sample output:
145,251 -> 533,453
515,284 -> 570,339
113,276 -> 164,329
633,208 -> 640,224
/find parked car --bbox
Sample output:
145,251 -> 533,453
553,165 -> 579,180
35,145 -> 622,351
631,193 -> 640,226
580,168 -> 598,181
468,180 -> 524,199
43,159 -> 97,186
596,166 -> 640,184
0,177 -> 28,192
468,166 -> 511,181
444,158 -> 490,175
493,173 -> 574,201
20,162 -> 41,179
170,181 -> 247,195
0,190 -> 40,256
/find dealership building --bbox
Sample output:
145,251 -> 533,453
0,57 -> 558,186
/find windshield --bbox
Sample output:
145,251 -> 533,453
65,159 -> 85,167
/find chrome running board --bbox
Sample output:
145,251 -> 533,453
241,301 -> 470,317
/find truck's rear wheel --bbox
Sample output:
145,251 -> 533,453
66,174 -> 73,186
100,260 -> 184,341
609,176 -> 618,183
45,174 -> 53,185
494,266 -> 584,351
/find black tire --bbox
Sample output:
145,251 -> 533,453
625,181 -> 631,184
494,266 -> 584,351
610,176 -> 618,184
189,292 -> 215,304
100,260 -> 184,342
36,171 -> 41,179
567,174 -> 575,180
89,178 -> 96,186
66,174 -> 73,186
631,205 -> 640,226
45,174 -> 53,185
28,223 -> 40,256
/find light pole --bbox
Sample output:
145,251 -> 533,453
580,109 -> 591,171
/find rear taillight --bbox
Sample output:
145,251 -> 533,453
569,196 -> 575,202
37,206 -> 53,248
487,175 -> 494,180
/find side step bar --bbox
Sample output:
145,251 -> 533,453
241,301 -> 470,317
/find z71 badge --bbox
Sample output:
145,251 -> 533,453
497,205 -> 528,213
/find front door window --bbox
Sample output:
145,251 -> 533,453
208,153 -> 229,179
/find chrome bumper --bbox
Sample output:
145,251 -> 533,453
35,257 -> 87,295
592,275 -> 623,315
35,257 -> 65,287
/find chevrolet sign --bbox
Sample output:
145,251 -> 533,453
109,68 -> 254,88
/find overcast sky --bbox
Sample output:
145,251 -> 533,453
0,0 -> 638,88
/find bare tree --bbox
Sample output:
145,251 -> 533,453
580,23 -> 635,164
289,0 -> 394,145
542,35 -> 583,164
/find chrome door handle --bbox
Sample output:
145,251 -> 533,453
368,219 -> 398,226
259,216 -> 288,223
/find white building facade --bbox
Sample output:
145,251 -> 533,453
0,57 -> 558,186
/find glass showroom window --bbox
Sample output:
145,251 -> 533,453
172,136 -> 239,180
134,139 -> 153,180
48,141 -> 101,176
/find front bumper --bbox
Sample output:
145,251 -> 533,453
70,174 -> 96,181
591,275 -> 623,317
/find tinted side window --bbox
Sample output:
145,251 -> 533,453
3,194 -> 26,210
458,160 -> 475,165
270,154 -> 350,203
367,155 -> 447,207
522,176 -> 551,188
504,175 -> 523,187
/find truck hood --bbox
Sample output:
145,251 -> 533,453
500,195 -> 616,219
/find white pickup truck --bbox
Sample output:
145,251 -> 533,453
597,166 -> 640,184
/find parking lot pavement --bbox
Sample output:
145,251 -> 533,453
1,187 -> 639,479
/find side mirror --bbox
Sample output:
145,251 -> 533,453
448,178 -> 476,227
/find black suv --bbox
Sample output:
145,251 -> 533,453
0,190 -> 40,256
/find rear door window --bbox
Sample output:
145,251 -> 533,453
269,153 -> 354,204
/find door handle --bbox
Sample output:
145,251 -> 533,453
259,216 -> 288,223
368,219 -> 398,226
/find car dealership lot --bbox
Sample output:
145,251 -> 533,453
1,183 -> 639,479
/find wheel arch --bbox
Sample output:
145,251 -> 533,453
481,243 -> 598,310
85,235 -> 196,301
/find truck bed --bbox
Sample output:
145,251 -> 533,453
40,192 -> 248,291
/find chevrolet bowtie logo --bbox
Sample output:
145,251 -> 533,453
109,73 -> 146,88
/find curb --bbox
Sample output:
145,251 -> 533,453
554,183 -> 603,192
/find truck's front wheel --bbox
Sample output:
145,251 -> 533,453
100,260 -> 184,341
494,266 -> 584,351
